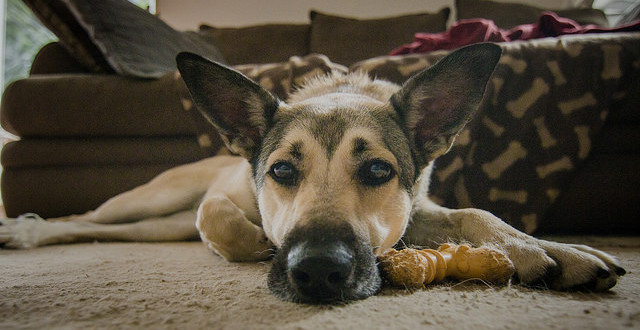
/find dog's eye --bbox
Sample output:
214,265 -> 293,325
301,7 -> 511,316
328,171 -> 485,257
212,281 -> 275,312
358,160 -> 395,186
269,161 -> 298,185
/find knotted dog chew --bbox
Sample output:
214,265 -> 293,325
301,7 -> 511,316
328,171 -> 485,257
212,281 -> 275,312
378,244 -> 515,288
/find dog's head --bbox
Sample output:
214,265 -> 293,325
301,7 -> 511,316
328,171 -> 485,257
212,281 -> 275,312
177,44 -> 501,303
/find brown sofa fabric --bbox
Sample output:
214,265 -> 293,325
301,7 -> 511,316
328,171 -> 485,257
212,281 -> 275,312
592,124 -> 640,154
29,42 -> 89,75
1,165 -> 184,218
540,153 -> 640,234
0,137 -> 208,218
0,138 -> 206,168
199,24 -> 310,66
456,0 -> 610,29
309,9 -> 450,65
1,72 -> 196,137
537,58 -> 640,234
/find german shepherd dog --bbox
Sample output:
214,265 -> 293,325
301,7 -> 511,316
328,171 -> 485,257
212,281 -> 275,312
0,44 -> 625,303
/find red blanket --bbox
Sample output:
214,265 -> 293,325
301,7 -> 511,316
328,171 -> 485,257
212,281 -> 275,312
390,12 -> 640,55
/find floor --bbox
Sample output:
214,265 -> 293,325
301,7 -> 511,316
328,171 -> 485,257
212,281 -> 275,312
1,236 -> 638,330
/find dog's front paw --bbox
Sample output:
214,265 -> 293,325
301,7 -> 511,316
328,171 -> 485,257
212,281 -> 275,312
0,214 -> 48,249
504,238 -> 626,291
196,196 -> 275,262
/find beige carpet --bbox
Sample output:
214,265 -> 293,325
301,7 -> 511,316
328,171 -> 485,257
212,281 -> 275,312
1,237 -> 638,330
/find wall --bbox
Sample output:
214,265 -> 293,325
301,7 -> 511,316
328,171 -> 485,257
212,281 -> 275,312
156,0 -> 452,30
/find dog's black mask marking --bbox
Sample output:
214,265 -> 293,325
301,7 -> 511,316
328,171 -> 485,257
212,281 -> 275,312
268,220 -> 381,304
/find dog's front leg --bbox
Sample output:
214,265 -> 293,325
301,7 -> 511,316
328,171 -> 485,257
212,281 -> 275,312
196,195 -> 274,262
404,196 -> 626,291
47,158 -> 225,224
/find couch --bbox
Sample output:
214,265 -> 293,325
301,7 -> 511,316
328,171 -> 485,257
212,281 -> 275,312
2,0 -> 639,235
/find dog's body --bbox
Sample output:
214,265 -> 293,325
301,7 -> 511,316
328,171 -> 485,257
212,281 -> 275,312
0,44 -> 625,303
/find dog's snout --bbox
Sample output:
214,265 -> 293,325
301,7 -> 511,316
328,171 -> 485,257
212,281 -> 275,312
268,221 -> 381,303
287,241 -> 355,301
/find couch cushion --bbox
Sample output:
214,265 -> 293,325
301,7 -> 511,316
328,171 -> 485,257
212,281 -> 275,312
0,137 -> 209,218
29,42 -> 90,75
23,0 -> 225,78
456,0 -> 609,29
1,164 -> 184,218
1,72 -> 196,137
199,24 -> 310,65
0,138 -> 207,168
309,9 -> 450,65
592,123 -> 640,154
539,154 -> 640,234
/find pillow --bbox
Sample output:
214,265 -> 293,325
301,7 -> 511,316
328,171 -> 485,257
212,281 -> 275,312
456,0 -> 609,29
309,9 -> 450,66
199,24 -> 310,66
487,0 -> 593,10
606,1 -> 640,27
22,0 -> 112,73
23,0 -> 225,78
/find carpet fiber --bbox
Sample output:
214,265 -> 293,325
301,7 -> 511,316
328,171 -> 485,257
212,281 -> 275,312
1,237 -> 638,329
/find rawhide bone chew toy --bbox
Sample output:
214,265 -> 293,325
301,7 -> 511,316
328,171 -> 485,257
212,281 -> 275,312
378,243 -> 515,288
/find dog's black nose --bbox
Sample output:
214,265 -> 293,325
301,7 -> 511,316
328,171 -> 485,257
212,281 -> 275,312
287,241 -> 355,302
268,221 -> 381,303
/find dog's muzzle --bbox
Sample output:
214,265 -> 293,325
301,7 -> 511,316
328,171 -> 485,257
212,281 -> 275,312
267,221 -> 381,304
287,239 -> 354,301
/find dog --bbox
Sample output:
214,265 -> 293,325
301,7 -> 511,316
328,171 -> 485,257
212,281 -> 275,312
0,43 -> 626,303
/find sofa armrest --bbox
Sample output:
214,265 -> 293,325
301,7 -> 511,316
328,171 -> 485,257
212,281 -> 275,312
1,72 -> 196,137
30,42 -> 90,75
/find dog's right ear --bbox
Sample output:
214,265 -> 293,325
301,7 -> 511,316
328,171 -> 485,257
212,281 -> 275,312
176,52 -> 279,159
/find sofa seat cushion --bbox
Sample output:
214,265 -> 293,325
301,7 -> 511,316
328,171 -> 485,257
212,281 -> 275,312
540,154 -> 640,234
592,123 -> 640,154
0,138 -> 207,168
1,165 -> 184,218
1,72 -> 195,137
0,137 -> 208,218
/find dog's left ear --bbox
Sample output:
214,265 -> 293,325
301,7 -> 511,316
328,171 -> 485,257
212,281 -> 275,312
390,43 -> 502,168
176,52 -> 279,159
